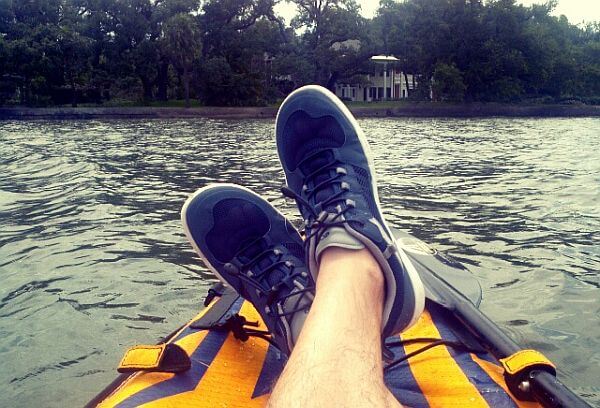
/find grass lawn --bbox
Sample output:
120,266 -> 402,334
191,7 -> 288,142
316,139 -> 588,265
98,99 -> 206,108
267,100 -> 422,109
345,100 -> 424,108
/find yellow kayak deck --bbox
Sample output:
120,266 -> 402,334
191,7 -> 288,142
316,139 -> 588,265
92,290 -> 540,408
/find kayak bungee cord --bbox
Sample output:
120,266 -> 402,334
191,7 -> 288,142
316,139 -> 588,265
383,338 -> 482,372
88,238 -> 593,408
219,312 -> 483,374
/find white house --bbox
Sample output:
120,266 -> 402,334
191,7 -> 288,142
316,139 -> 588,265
334,56 -> 417,102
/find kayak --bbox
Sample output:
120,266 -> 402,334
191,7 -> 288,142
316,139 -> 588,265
87,231 -> 589,408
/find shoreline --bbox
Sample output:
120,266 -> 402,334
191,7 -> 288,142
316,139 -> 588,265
1,103 -> 599,120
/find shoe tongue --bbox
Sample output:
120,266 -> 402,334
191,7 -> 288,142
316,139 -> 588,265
238,239 -> 286,288
299,150 -> 337,206
237,238 -> 266,260
298,149 -> 332,174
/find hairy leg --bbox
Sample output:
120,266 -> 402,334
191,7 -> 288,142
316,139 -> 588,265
268,247 -> 402,408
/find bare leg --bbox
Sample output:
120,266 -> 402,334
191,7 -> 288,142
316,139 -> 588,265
268,247 -> 402,408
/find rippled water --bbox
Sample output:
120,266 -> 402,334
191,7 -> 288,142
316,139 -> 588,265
0,118 -> 598,406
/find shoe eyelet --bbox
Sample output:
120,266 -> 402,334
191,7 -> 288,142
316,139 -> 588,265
336,167 -> 347,175
341,181 -> 350,191
224,263 -> 239,275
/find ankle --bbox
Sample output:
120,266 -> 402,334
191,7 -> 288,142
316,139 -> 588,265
318,247 -> 385,290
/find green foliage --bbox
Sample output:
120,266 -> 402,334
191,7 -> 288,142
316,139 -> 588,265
376,0 -> 600,103
163,13 -> 202,107
0,0 -> 598,106
198,57 -> 265,106
198,57 -> 234,105
432,63 -> 466,102
289,0 -> 373,86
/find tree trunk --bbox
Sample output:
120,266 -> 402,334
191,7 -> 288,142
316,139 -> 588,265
141,76 -> 153,103
183,65 -> 190,108
157,59 -> 169,101
24,81 -> 32,106
326,71 -> 339,93
314,60 -> 322,84
20,84 -> 26,105
404,72 -> 410,98
70,77 -> 77,107
92,44 -> 102,68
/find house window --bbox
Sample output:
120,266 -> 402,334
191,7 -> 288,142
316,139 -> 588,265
352,89 -> 356,98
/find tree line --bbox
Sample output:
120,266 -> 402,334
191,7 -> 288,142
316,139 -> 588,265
0,0 -> 598,107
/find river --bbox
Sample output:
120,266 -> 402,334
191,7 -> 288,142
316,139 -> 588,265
0,117 -> 598,406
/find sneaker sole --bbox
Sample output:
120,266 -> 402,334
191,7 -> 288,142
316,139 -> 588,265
181,183 -> 305,353
181,183 -> 292,291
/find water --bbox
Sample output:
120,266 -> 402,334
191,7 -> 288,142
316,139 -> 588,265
0,117 -> 598,406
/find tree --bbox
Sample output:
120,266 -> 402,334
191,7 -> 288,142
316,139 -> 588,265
432,62 -> 466,101
375,0 -> 600,102
57,27 -> 92,106
163,14 -> 202,107
198,0 -> 289,105
0,0 -> 598,106
290,0 -> 368,86
154,0 -> 200,101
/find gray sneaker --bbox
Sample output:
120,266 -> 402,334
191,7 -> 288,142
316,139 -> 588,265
181,184 -> 314,355
276,85 -> 425,337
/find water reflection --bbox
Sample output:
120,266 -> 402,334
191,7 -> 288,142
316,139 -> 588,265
0,117 -> 598,406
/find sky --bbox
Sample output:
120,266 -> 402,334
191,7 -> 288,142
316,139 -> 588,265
274,0 -> 600,26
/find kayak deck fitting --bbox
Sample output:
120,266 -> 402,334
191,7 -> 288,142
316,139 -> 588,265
88,232 -> 589,408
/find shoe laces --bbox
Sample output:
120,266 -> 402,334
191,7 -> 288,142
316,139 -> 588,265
281,150 -> 360,246
235,237 -> 313,318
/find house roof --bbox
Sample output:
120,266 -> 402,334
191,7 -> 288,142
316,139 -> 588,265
370,55 -> 399,63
